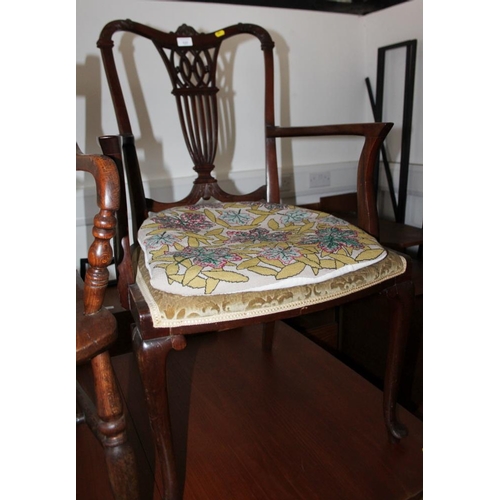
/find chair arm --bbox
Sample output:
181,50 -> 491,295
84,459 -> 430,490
76,144 -> 120,213
76,145 -> 120,315
267,123 -> 393,239
267,122 -> 392,139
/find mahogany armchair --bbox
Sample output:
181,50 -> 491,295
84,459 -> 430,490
97,20 -> 414,500
76,145 -> 139,500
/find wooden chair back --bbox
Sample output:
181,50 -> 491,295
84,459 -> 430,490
98,21 -> 277,234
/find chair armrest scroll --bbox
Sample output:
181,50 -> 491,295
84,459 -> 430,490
76,145 -> 120,315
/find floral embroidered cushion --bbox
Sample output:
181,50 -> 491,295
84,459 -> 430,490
138,202 -> 387,296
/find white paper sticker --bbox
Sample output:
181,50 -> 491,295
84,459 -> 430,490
177,37 -> 193,47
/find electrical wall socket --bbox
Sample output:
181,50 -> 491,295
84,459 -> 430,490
309,172 -> 331,188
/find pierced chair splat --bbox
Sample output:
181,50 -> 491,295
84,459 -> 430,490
97,20 -> 414,500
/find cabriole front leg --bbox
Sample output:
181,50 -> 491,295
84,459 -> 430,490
383,279 -> 414,443
133,328 -> 186,500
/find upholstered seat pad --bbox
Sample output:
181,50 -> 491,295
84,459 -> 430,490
136,247 -> 406,328
138,202 -> 387,296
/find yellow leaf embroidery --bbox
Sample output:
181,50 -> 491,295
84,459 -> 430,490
259,257 -> 284,269
150,249 -> 170,261
205,228 -> 224,236
358,236 -> 380,245
227,224 -> 259,231
276,262 -> 306,279
301,251 -> 320,263
186,233 -> 210,243
296,256 -> 321,268
248,208 -> 275,216
185,276 -> 206,289
165,263 -> 180,276
298,222 -> 314,233
268,218 -> 279,230
215,218 -> 230,228
237,257 -> 261,270
281,224 -> 300,232
203,270 -> 249,282
187,237 -> 199,247
182,265 -> 203,285
251,215 -> 268,225
318,259 -> 338,269
168,274 -> 183,284
356,249 -> 385,261
204,209 -> 217,223
247,266 -> 277,276
205,277 -> 219,294
331,254 -> 356,265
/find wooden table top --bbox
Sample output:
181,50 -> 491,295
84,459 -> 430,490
77,320 -> 423,499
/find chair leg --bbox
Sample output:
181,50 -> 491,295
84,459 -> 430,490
382,279 -> 414,443
262,321 -> 275,351
133,327 -> 186,500
91,351 -> 140,500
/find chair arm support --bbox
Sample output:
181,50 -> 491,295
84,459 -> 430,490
267,123 -> 393,239
77,145 -> 121,315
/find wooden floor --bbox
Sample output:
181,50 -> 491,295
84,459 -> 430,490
286,254 -> 423,419
77,319 -> 423,499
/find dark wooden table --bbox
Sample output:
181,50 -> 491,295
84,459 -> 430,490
77,320 -> 423,499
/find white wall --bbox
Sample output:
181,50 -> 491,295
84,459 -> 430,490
76,0 -> 365,160
76,0 -> 423,266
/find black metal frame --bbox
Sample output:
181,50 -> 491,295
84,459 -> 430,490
366,39 -> 417,224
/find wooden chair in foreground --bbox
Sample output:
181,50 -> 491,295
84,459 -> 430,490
97,20 -> 415,500
76,145 -> 139,500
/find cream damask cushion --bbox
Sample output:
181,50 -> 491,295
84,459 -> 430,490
135,247 -> 406,328
138,202 -> 388,297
